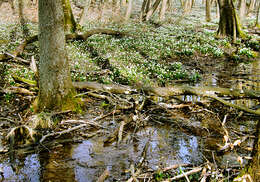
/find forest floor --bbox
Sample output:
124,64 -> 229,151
0,2 -> 260,182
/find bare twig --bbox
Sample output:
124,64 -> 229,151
40,113 -> 112,144
163,164 -> 190,172
162,167 -> 202,182
97,168 -> 110,182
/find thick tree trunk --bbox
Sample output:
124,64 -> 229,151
238,0 -> 246,25
206,0 -> 211,22
37,0 -> 76,112
217,0 -> 244,41
62,0 -> 77,33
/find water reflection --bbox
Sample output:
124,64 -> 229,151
0,154 -> 40,182
0,126 -> 207,181
182,59 -> 259,108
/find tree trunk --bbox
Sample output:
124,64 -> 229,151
159,0 -> 168,21
145,0 -> 161,21
247,0 -> 256,16
255,1 -> 260,27
238,0 -> 246,25
37,0 -> 76,112
125,0 -> 133,21
240,121 -> 260,181
18,0 -> 29,38
215,0 -> 219,19
217,0 -> 244,42
79,0 -> 91,25
183,0 -> 192,14
62,0 -> 77,33
206,0 -> 211,22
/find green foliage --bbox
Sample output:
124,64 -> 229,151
153,171 -> 170,181
0,18 -> 257,88
4,93 -> 14,102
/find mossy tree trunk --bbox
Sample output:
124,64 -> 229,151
37,0 -> 76,112
62,0 -> 77,33
256,2 -> 260,27
217,0 -> 244,41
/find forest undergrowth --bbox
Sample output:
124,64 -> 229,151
0,2 -> 259,181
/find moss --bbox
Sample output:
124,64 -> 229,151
61,90 -> 84,113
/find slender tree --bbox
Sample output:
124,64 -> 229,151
206,0 -> 211,22
160,0 -> 168,21
125,0 -> 133,21
37,0 -> 76,112
255,1 -> 260,27
247,0 -> 256,15
18,0 -> 29,38
238,0 -> 246,25
79,0 -> 91,25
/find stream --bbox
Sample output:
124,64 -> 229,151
0,60 -> 259,181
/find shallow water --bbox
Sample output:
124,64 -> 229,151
0,60 -> 259,181
0,126 -> 204,181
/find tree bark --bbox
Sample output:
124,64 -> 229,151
37,0 -> 76,112
145,0 -> 161,21
62,0 -> 77,33
183,0 -> 192,14
18,0 -> 29,38
79,0 -> 91,25
247,0 -> 256,16
238,0 -> 246,25
159,0 -> 168,21
125,0 -> 133,21
255,2 -> 260,27
206,0 -> 211,22
217,0 -> 244,41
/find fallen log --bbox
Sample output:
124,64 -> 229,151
66,28 -> 132,41
73,81 -> 260,116
8,76 -> 260,115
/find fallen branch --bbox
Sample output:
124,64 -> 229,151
162,164 -> 190,172
66,29 -> 132,41
73,82 -> 260,115
97,168 -> 110,182
162,167 -> 202,182
0,86 -> 35,95
40,113 -> 112,144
